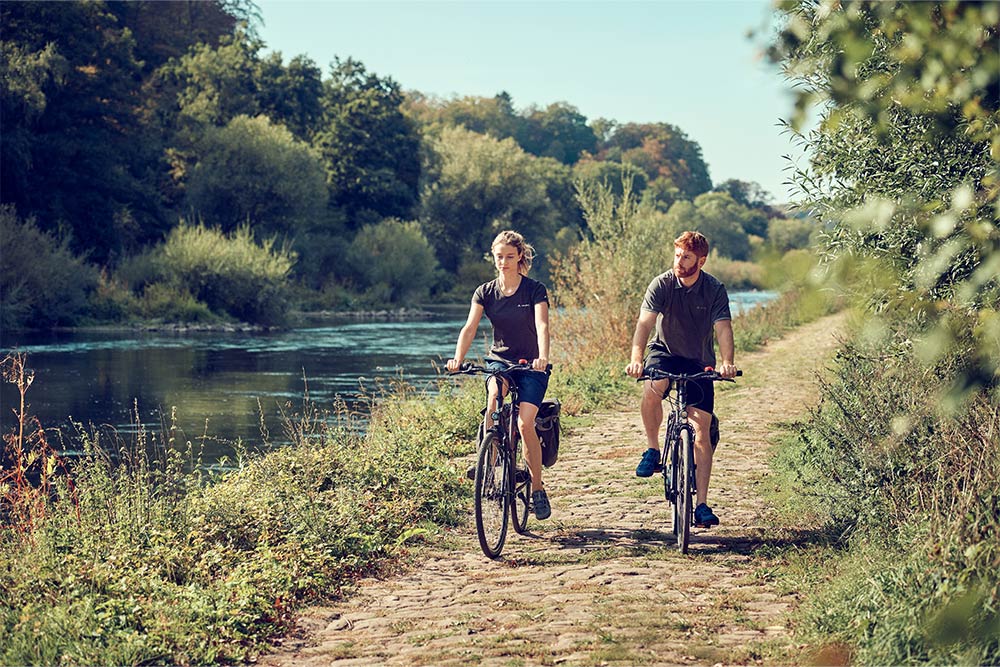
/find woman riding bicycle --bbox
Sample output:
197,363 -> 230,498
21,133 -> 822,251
446,230 -> 553,520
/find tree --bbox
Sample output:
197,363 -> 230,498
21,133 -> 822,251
663,192 -> 753,260
256,52 -> 324,142
772,0 -> 998,397
185,114 -> 328,237
315,57 -> 421,226
598,122 -> 713,201
516,102 -> 598,164
0,0 -> 169,264
156,31 -> 261,128
713,178 -> 782,232
419,126 -> 562,274
572,160 -> 648,200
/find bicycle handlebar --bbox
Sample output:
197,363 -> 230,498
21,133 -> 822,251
448,360 -> 553,376
636,367 -> 742,383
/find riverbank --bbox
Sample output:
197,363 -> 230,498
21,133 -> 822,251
0,290 -> 835,665
260,311 -> 848,666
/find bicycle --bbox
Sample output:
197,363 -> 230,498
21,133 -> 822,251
637,366 -> 741,554
450,359 -> 548,559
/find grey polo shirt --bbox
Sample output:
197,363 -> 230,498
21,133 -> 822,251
640,270 -> 732,367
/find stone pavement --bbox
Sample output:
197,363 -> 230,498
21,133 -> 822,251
261,312 -> 846,666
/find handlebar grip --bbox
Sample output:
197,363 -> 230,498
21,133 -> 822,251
736,370 -> 743,377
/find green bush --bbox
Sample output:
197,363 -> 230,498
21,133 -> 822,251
139,283 -> 217,323
771,315 -> 1000,665
347,219 -> 440,304
0,205 -> 98,330
124,222 -> 296,325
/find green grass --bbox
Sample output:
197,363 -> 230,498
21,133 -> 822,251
761,320 -> 1000,666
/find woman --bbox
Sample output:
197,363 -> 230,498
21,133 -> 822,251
446,230 -> 553,520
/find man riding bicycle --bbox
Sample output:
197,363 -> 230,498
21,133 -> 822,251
624,231 -> 738,528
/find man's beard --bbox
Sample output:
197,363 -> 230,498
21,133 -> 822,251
674,263 -> 697,278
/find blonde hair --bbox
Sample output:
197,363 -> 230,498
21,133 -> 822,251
491,230 -> 535,275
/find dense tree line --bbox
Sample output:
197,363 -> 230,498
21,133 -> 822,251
1,0 -> 805,329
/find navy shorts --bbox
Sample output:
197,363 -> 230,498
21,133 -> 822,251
486,360 -> 549,408
643,348 -> 714,415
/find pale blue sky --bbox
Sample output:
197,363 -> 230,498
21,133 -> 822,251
256,0 -> 805,203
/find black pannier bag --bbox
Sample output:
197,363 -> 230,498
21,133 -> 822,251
535,398 -> 561,467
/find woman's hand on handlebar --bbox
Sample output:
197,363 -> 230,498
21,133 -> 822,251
532,356 -> 549,372
446,358 -> 463,373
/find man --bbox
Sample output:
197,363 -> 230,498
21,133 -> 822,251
624,231 -> 738,527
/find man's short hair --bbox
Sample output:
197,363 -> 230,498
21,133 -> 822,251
674,231 -> 710,258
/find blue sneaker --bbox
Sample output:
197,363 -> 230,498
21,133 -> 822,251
694,503 -> 720,528
635,448 -> 662,477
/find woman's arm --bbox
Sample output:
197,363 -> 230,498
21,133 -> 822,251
446,302 -> 485,371
533,300 -> 550,371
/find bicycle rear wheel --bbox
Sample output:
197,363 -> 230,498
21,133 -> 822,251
474,432 -> 510,559
511,438 -> 531,534
676,428 -> 692,553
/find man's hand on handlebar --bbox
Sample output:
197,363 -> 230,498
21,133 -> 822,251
625,361 -> 644,378
717,361 -> 738,379
446,358 -> 463,373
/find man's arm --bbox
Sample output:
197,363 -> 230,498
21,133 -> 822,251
625,310 -> 658,377
714,319 -> 737,378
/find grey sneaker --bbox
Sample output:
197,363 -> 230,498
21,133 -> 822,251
532,489 -> 551,520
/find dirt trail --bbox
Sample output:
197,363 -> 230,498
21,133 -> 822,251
262,312 -> 846,666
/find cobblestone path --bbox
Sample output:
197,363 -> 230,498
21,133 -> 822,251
261,312 -> 846,666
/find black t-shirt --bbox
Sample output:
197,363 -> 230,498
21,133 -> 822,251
473,277 -> 549,363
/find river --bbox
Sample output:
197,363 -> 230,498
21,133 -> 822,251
1,292 -> 775,461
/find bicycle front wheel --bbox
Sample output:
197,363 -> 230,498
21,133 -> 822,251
676,428 -> 692,553
474,432 -> 510,559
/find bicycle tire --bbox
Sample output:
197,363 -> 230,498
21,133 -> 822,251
676,427 -> 692,553
474,432 -> 509,559
663,413 -> 677,507
510,437 -> 531,534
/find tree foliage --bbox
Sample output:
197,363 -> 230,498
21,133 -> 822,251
419,126 -> 565,274
185,114 -> 328,236
316,58 -> 421,226
598,122 -> 714,202
772,0 -> 999,399
0,1 -> 170,263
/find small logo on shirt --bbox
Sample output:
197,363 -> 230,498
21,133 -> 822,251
517,303 -> 531,308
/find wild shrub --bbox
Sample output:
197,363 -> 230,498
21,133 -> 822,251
125,222 -> 296,325
0,354 -> 481,665
0,206 -> 98,330
772,313 -> 1000,665
347,219 -> 441,304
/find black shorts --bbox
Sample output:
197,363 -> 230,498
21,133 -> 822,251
644,347 -> 714,415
